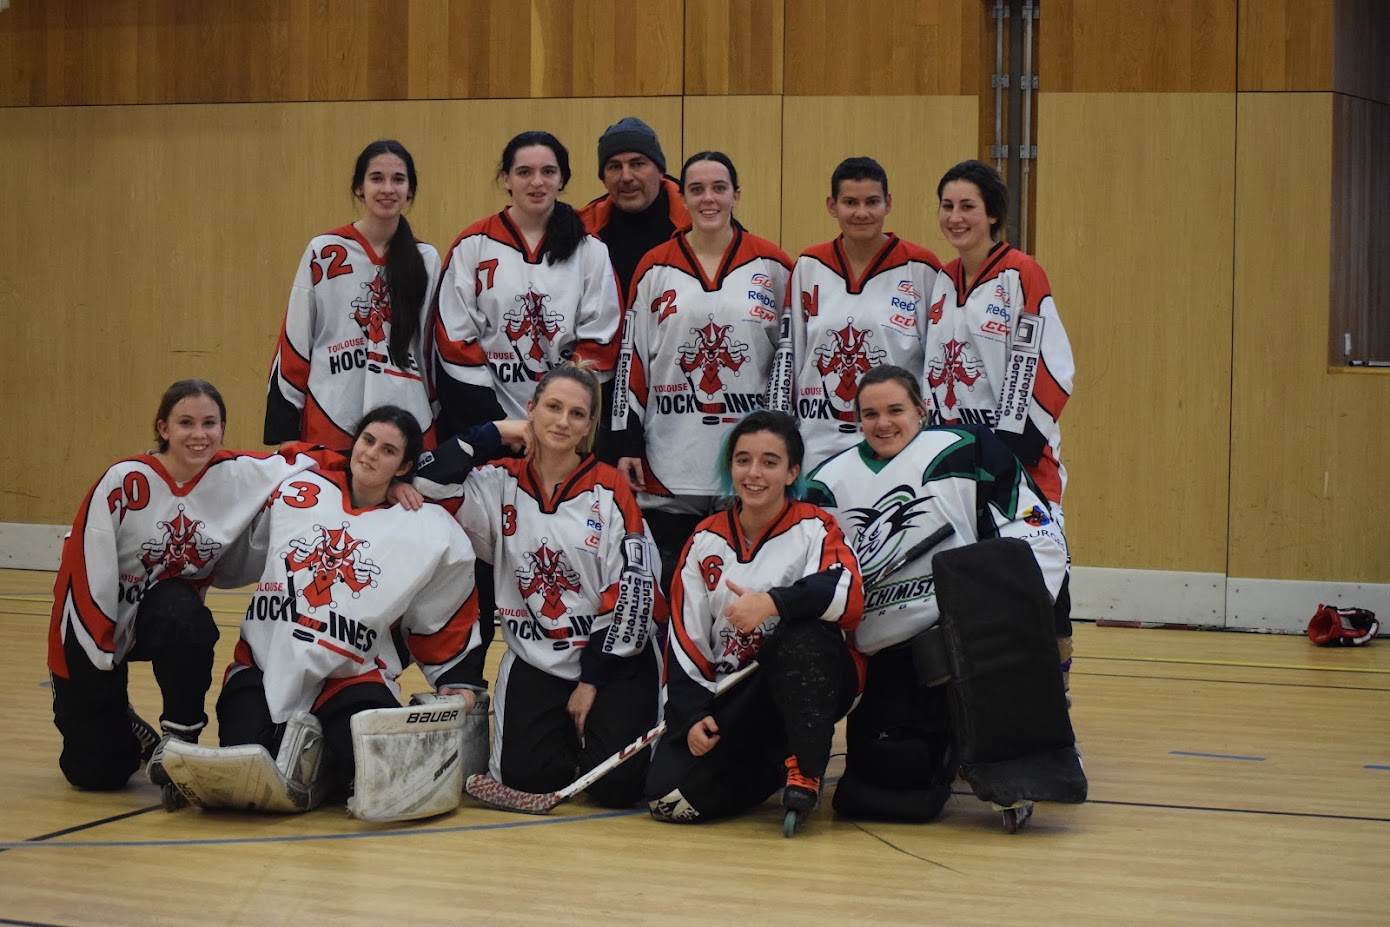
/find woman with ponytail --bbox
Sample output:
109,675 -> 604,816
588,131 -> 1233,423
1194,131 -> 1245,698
265,139 -> 441,451
434,131 -> 622,439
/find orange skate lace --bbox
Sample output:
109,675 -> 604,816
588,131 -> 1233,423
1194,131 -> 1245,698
784,755 -> 820,791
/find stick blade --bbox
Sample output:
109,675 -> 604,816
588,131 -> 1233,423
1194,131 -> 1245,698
464,773 -> 562,815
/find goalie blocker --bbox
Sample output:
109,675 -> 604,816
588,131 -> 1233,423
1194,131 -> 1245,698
934,537 -> 1087,809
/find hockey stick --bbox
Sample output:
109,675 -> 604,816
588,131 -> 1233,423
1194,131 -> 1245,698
872,523 -> 956,589
465,662 -> 760,814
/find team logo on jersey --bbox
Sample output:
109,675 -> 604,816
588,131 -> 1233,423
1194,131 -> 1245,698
718,624 -> 764,668
814,318 -> 886,422
847,486 -> 936,588
678,317 -> 750,411
750,273 -> 775,291
504,289 -> 565,379
897,280 -> 922,300
351,271 -> 392,347
926,338 -> 983,412
516,538 -> 583,630
138,505 -> 220,581
285,523 -> 380,611
1021,504 -> 1052,527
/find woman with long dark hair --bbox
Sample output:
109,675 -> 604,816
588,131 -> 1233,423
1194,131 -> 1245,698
265,139 -> 440,451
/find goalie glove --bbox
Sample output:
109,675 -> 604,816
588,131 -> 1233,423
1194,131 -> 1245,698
1306,604 -> 1379,646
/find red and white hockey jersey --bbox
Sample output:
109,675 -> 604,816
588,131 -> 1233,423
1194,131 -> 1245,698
266,225 -> 441,449
665,500 -> 864,729
454,455 -> 662,684
806,425 -> 1068,655
790,235 -> 941,469
228,469 -> 481,723
612,229 -> 793,497
434,209 -> 622,421
47,446 -> 335,678
923,243 -> 1073,503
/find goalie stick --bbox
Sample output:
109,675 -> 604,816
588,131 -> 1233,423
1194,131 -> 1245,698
873,522 -> 956,588
465,663 -> 760,814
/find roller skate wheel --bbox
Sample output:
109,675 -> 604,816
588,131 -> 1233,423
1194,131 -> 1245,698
783,809 -> 800,838
161,782 -> 188,812
1001,802 -> 1033,834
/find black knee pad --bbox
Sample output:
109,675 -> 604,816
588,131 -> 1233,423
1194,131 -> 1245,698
58,713 -> 140,791
138,580 -> 219,655
832,771 -> 952,822
845,728 -> 956,792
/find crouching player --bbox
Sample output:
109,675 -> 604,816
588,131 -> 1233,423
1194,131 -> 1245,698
645,411 -> 864,836
156,406 -> 488,822
806,366 -> 1084,832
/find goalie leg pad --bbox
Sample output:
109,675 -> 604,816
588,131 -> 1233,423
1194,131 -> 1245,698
934,537 -> 1087,807
347,702 -> 467,823
159,712 -> 325,813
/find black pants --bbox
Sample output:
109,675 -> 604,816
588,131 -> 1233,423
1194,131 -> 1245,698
217,667 -> 398,796
832,644 -> 958,822
495,648 -> 661,808
644,508 -> 707,602
645,619 -> 857,822
51,579 -> 219,790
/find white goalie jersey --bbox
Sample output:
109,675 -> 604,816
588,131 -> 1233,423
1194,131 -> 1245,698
806,425 -> 1068,655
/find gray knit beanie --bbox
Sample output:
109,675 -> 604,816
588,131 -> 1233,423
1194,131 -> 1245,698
596,117 -> 666,179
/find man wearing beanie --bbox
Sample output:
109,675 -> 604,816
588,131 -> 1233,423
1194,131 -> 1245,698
581,117 -> 690,464
580,117 -> 690,299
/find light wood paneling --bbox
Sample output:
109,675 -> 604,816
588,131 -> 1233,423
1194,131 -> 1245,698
783,0 -> 983,96
682,96 -> 784,245
0,0 -> 684,105
1231,92 -> 1390,582
1237,0 -> 1334,91
1330,95 -> 1390,364
685,0 -> 784,95
1035,93 -> 1236,574
1333,0 -> 1390,106
3,577 -> 1388,926
779,96 -> 978,259
1044,0 -> 1237,92
0,98 -> 682,525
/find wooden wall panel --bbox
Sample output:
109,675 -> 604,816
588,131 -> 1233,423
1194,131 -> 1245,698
0,97 -> 681,524
685,0 -> 784,95
0,0 -> 684,105
1231,93 -> 1390,582
1236,0 -> 1334,91
780,96 -> 978,259
783,0 -> 982,96
1333,0 -> 1390,106
1043,0 -> 1237,92
1330,95 -> 1390,365
1035,93 -> 1236,574
682,96 -> 784,246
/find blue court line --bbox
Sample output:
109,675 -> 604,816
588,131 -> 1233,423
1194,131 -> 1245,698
1170,750 -> 1265,762
1366,764 -> 1390,770
0,806 -> 647,850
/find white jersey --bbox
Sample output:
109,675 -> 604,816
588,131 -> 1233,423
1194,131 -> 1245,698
806,426 -> 1068,655
790,235 -> 942,469
48,447 -> 334,677
923,243 -> 1073,503
229,469 -> 481,723
266,225 -> 441,448
434,209 -> 622,421
612,229 -> 793,497
450,455 -> 661,683
664,500 -> 863,729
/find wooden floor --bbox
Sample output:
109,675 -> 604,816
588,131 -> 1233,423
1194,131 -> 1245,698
2,569 -> 1387,926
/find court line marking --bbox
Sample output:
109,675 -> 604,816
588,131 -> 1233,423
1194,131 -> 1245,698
1074,669 -> 1390,693
1169,750 -> 1264,762
0,918 -> 75,927
1084,654 -> 1389,676
0,805 -> 162,854
0,806 -> 646,850
1365,764 -> 1390,770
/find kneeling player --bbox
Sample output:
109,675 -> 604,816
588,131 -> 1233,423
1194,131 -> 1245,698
158,406 -> 487,822
806,366 -> 1084,831
645,411 -> 865,836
